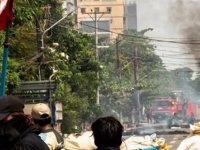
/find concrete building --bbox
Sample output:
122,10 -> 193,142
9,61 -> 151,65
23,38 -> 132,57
76,0 -> 125,46
58,0 -> 75,13
124,0 -> 137,30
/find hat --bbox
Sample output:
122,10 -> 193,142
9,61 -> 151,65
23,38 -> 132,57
31,103 -> 51,120
0,95 -> 24,121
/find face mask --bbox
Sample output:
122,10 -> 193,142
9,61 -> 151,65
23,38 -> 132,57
0,117 -> 20,144
0,115 -> 28,134
1,115 -> 21,127
0,117 -> 23,149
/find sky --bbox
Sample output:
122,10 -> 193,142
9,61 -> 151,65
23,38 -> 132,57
136,0 -> 200,77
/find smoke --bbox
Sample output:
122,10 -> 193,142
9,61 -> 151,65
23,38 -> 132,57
168,0 -> 200,67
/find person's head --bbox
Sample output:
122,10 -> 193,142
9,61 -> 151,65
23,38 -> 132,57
91,116 -> 124,149
31,103 -> 52,127
0,95 -> 25,123
0,95 -> 32,132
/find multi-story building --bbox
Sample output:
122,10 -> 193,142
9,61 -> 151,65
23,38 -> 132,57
62,0 -> 76,14
76,0 -> 125,47
124,0 -> 137,30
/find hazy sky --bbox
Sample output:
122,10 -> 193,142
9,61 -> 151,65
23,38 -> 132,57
136,0 -> 200,76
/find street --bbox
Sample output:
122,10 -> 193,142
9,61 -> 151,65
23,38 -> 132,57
123,124 -> 191,150
160,133 -> 188,149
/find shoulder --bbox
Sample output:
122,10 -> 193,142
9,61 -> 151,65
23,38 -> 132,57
40,130 -> 59,150
42,128 -> 63,142
40,130 -> 57,141
21,132 -> 49,150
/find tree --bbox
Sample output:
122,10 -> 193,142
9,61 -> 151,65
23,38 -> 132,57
99,29 -> 172,123
0,0 -> 101,133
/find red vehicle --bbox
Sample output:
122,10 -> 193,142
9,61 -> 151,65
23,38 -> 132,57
151,97 -> 197,124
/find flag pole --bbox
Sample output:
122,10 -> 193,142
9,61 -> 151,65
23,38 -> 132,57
0,25 -> 10,96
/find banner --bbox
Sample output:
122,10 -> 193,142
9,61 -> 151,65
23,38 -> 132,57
0,0 -> 13,31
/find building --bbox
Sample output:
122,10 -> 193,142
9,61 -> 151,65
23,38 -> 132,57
62,0 -> 76,14
76,0 -> 125,47
124,0 -> 137,30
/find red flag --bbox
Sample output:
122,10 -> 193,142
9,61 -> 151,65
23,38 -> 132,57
0,0 -> 13,31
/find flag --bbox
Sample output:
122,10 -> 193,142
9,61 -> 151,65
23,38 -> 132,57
0,0 -> 13,31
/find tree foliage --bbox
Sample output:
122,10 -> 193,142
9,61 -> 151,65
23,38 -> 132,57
2,0 -> 197,131
99,29 -> 173,121
0,0 -> 101,132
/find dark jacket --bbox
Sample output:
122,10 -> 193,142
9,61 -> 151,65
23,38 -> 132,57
0,116 -> 49,150
21,126 -> 50,150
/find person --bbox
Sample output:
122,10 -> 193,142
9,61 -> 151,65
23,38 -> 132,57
91,116 -> 124,150
177,122 -> 200,150
145,108 -> 152,124
188,112 -> 195,124
31,103 -> 64,150
168,112 -> 181,128
0,95 -> 49,150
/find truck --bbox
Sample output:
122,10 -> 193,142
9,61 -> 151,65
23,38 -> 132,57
151,97 -> 198,126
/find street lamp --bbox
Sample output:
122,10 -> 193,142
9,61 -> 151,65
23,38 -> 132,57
39,8 -> 77,80
41,10 -> 75,50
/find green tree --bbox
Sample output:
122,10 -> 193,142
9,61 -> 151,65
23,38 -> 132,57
100,29 -> 172,122
0,0 -> 101,133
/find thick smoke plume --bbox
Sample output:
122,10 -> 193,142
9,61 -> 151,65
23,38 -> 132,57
169,0 -> 200,100
169,0 -> 200,67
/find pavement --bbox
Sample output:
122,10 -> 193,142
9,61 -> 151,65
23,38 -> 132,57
123,122 -> 190,136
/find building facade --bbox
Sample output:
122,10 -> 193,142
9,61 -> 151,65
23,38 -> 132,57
76,0 -> 125,46
62,0 -> 76,14
124,0 -> 137,30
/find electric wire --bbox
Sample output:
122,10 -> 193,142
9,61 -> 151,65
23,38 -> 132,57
75,20 -> 200,44
18,16 -> 200,70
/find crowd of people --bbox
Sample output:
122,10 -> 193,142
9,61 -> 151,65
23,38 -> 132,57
0,95 -> 199,150
0,95 -> 50,150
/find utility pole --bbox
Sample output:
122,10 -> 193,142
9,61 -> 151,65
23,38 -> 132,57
94,11 -> 100,105
116,37 -> 121,83
35,8 -> 78,124
38,9 -> 76,80
116,36 -> 123,123
82,9 -> 111,105
133,45 -> 141,125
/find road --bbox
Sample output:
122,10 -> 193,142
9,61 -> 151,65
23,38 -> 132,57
123,124 -> 191,150
63,124 -> 190,150
160,133 -> 188,149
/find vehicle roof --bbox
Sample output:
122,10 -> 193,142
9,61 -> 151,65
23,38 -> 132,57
155,97 -> 177,101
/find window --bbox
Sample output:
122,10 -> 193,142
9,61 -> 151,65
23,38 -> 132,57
154,101 -> 172,107
80,20 -> 110,33
80,20 -> 111,46
98,20 -> 110,32
106,7 -> 112,13
80,21 -> 95,33
81,8 -> 86,13
98,34 -> 111,46
94,7 -> 99,13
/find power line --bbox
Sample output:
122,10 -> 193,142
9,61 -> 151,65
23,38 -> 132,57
75,20 -> 200,44
18,18 -> 200,47
159,56 -> 199,60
